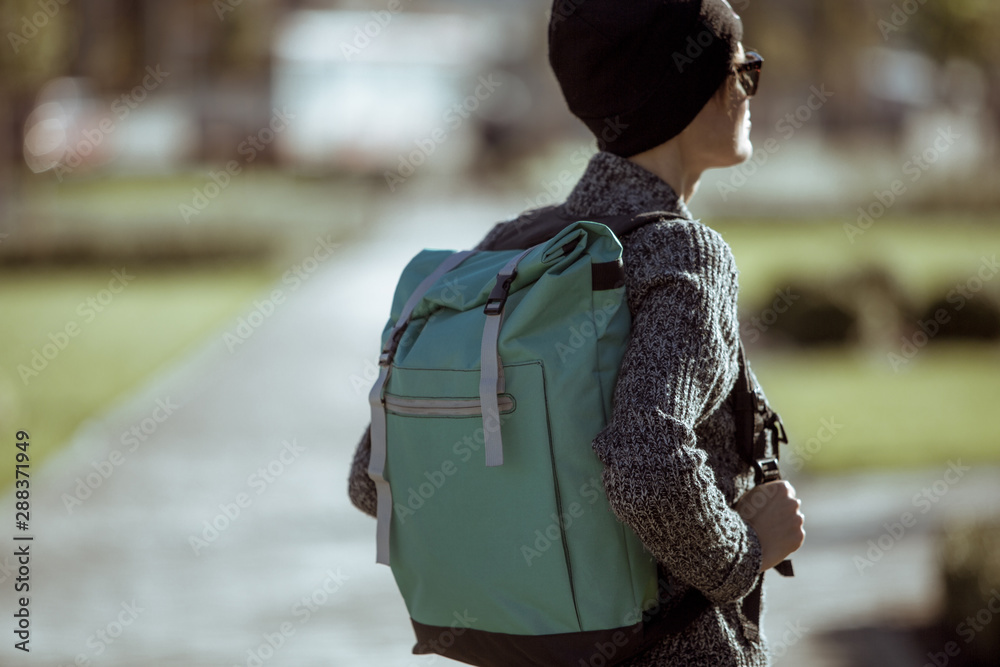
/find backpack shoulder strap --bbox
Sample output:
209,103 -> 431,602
733,342 -> 758,470
733,340 -> 795,577
733,341 -> 789,478
482,205 -> 685,251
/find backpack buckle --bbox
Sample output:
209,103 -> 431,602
770,415 -> 788,445
484,273 -> 515,316
754,387 -> 768,415
379,326 -> 407,365
754,458 -> 782,485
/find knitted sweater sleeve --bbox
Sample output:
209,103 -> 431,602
592,219 -> 762,605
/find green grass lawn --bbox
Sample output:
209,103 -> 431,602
715,215 -> 1000,306
1,167 -> 373,490
0,263 -> 276,488
716,215 -> 1000,472
750,342 -> 1000,473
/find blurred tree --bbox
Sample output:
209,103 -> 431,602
739,0 -> 1000,147
904,0 -> 1000,65
906,0 -> 1000,143
2,0 -> 997,207
0,0 -> 77,231
738,0 -> 885,134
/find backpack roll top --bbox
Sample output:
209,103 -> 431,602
368,221 -> 663,666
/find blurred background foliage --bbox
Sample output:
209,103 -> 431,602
0,0 -> 998,478
0,0 -> 998,661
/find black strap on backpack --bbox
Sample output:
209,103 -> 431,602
483,204 -> 683,252
733,343 -> 794,578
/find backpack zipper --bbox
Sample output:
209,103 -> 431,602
383,394 -> 514,417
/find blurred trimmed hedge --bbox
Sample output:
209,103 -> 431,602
740,266 -> 1000,349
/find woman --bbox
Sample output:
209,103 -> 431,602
350,1 -> 805,664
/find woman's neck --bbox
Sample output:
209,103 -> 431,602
626,141 -> 703,204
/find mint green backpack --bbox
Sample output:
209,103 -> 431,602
366,211 -> 788,665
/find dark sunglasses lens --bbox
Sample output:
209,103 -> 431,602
739,69 -> 759,96
735,52 -> 762,97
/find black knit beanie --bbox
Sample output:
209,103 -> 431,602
549,0 -> 744,157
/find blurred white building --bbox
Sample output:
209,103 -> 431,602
271,7 -> 538,175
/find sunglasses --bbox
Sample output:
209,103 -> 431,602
734,51 -> 763,97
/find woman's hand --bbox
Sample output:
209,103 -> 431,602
736,481 -> 805,572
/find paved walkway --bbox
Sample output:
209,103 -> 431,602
1,187 -> 998,666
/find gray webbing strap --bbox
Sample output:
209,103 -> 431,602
367,364 -> 393,565
368,249 -> 476,565
479,248 -> 531,467
479,313 -> 505,467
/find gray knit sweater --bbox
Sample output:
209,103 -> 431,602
349,151 -> 771,666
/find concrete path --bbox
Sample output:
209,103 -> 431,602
1,186 -> 998,667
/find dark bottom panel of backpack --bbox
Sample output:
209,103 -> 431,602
410,591 -> 710,667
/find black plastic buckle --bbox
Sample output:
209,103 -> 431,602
484,273 -> 515,316
770,416 -> 788,445
379,325 -> 407,365
754,458 -> 782,485
753,387 -> 768,415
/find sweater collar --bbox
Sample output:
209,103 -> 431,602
561,151 -> 693,221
